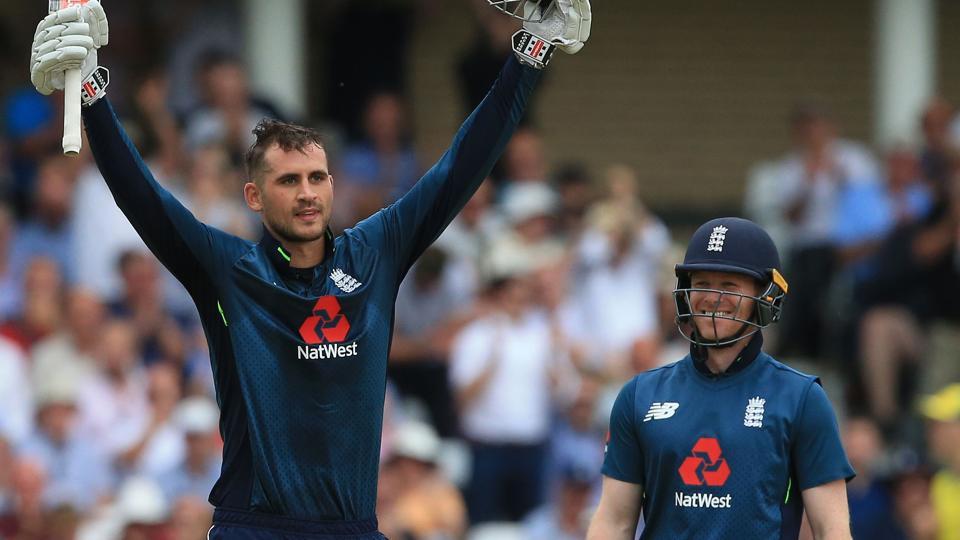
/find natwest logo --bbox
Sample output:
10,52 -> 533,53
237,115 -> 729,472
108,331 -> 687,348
299,296 -> 350,344
678,437 -> 730,487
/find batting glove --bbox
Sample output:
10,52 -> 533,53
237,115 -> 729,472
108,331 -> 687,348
30,0 -> 109,98
512,0 -> 591,68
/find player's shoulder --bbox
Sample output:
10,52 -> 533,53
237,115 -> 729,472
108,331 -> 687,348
629,358 -> 687,391
758,352 -> 820,388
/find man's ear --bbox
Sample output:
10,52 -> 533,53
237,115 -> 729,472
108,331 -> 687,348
243,182 -> 263,212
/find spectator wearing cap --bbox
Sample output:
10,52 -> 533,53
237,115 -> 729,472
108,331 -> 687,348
450,242 -> 570,524
155,396 -> 222,505
489,181 -> 565,274
377,420 -> 465,539
523,461 -> 598,540
919,383 -> 960,540
17,368 -> 113,514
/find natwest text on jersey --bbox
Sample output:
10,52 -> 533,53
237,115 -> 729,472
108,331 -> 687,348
298,342 -> 359,360
675,492 -> 733,509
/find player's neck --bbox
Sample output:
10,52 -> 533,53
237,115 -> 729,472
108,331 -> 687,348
282,238 -> 327,268
704,339 -> 751,374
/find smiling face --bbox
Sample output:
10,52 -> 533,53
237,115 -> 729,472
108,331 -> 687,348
244,143 -> 333,244
687,270 -> 760,342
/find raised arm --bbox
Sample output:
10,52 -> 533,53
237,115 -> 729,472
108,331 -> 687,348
30,1 -> 233,291
358,0 -> 591,276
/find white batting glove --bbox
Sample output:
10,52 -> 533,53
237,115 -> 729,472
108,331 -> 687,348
30,0 -> 109,96
524,0 -> 591,54
511,0 -> 591,68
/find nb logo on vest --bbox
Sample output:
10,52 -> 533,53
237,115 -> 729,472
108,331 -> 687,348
644,402 -> 679,422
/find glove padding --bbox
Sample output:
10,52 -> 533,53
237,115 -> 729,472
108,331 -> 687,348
30,0 -> 109,96
524,0 -> 591,54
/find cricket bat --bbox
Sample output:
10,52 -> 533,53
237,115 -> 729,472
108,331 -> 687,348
50,0 -> 89,156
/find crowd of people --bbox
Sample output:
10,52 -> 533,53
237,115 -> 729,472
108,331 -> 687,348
1,5 -> 960,540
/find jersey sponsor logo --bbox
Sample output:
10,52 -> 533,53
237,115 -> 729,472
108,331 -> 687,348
743,396 -> 765,428
675,492 -> 733,509
297,342 -> 359,360
299,296 -> 351,344
707,225 -> 728,252
643,402 -> 679,422
678,437 -> 730,487
329,268 -> 362,293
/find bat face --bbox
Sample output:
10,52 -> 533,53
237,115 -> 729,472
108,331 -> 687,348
49,0 -> 89,14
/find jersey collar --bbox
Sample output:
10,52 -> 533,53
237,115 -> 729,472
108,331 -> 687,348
259,225 -> 335,278
691,332 -> 764,378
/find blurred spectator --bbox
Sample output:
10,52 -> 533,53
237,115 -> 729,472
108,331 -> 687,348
338,92 -> 421,225
0,256 -> 63,352
8,155 -> 78,284
17,369 -> 113,514
450,251 -> 566,523
2,89 -> 58,217
767,102 -> 880,359
156,396 -> 221,505
0,336 -> 32,447
0,437 -> 14,532
547,375 -> 603,489
377,421 -> 466,539
184,51 -> 283,162
919,384 -> 960,540
891,468 -> 938,540
0,202 -> 19,320
31,288 -> 105,392
117,364 -> 186,478
109,250 -> 191,367
180,145 -> 252,238
130,71 -> 186,183
6,459 -> 47,539
842,416 -> 906,540
919,97 -> 954,191
563,166 -> 670,377
392,247 -> 472,437
492,182 -> 565,272
523,462 -> 596,540
434,180 -> 501,298
552,162 -> 596,240
502,128 -> 548,186
76,319 -> 151,461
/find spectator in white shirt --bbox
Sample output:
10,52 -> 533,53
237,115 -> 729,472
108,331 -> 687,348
0,336 -> 32,447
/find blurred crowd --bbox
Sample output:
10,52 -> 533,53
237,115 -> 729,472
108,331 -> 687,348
1,3 -> 959,540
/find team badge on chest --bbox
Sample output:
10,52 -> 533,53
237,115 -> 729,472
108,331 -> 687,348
743,396 -> 765,428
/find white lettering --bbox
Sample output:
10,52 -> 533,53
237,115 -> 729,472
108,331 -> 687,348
674,492 -> 732,508
297,342 -> 360,360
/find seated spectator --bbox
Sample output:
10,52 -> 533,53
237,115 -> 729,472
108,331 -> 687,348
919,384 -> 960,540
551,162 -> 596,241
0,202 -> 19,320
31,288 -> 105,392
168,496 -> 214,540
156,396 -> 221,505
109,250 -> 192,367
377,421 -> 466,539
0,437 -> 15,534
2,89 -> 59,217
17,370 -> 113,514
0,256 -> 62,352
75,319 -> 151,463
180,145 -> 252,239
842,416 -> 907,539
8,154 -> 78,284
523,462 -> 597,540
117,364 -> 186,478
338,92 -> 421,224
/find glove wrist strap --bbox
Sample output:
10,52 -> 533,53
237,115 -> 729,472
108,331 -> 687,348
81,66 -> 109,107
511,30 -> 556,69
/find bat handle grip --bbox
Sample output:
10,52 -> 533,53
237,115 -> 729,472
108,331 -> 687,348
62,68 -> 82,156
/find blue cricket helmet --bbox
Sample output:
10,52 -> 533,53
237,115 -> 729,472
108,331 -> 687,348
674,217 -> 789,347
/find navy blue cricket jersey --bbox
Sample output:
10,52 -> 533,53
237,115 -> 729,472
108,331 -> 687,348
602,336 -> 855,539
82,57 -> 540,521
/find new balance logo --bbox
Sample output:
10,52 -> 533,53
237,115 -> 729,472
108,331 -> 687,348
643,402 -> 679,422
330,268 -> 362,293
707,225 -> 728,252
744,396 -> 765,428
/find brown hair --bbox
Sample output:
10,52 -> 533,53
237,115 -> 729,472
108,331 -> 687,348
245,118 -> 325,184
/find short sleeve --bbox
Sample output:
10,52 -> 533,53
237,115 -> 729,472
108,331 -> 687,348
792,382 -> 856,490
601,378 -> 644,485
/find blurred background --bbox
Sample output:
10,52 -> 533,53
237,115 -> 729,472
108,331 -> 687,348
1,0 -> 959,538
